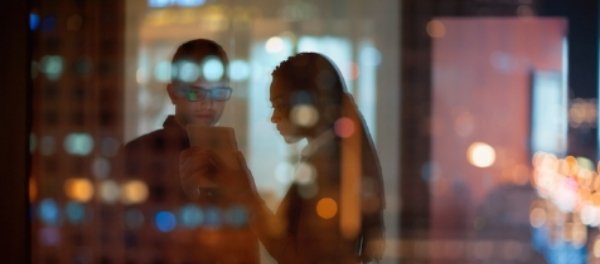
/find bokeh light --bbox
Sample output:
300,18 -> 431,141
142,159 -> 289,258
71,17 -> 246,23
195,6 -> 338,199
39,198 -> 60,225
121,180 -> 149,204
224,205 -> 248,228
30,13 -> 40,31
154,211 -> 177,232
173,60 -> 200,83
202,56 -> 225,81
40,227 -> 60,246
98,180 -> 121,203
204,207 -> 221,228
125,208 -> 144,230
265,37 -> 284,53
467,142 -> 496,168
64,178 -> 94,202
40,55 -> 64,80
334,117 -> 356,138
529,207 -> 547,228
290,104 -> 319,127
65,201 -> 85,224
64,133 -> 94,156
154,60 -> 172,82
316,197 -> 338,219
228,59 -> 251,81
180,204 -> 203,228
275,161 -> 294,184
426,19 -> 446,38
295,162 -> 316,185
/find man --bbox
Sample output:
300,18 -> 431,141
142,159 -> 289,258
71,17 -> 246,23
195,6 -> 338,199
120,39 -> 259,263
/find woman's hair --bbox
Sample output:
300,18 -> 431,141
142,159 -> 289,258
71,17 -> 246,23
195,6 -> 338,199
272,52 -> 347,127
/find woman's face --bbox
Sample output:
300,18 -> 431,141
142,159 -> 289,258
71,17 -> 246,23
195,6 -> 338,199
269,80 -> 303,143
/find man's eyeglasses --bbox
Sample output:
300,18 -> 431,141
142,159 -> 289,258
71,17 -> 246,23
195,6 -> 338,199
175,85 -> 232,102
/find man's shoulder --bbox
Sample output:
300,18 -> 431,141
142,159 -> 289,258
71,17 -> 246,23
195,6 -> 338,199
125,129 -> 166,149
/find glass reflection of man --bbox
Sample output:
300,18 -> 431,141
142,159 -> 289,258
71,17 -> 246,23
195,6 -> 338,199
120,39 -> 259,263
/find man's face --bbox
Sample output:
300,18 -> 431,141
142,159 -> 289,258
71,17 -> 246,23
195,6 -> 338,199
168,78 -> 231,127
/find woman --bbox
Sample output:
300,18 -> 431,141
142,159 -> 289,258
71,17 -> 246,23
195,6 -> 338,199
187,52 -> 385,263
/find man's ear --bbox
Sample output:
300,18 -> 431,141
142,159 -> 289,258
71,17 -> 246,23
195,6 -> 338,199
167,83 -> 176,104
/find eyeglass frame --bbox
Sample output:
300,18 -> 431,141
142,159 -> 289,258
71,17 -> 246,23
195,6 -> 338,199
173,83 -> 233,102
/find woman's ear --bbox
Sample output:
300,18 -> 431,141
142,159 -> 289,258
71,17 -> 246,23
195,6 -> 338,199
166,83 -> 176,104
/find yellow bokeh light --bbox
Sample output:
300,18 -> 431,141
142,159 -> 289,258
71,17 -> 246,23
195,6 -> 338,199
64,178 -> 94,202
121,180 -> 149,205
466,142 -> 496,168
316,197 -> 338,219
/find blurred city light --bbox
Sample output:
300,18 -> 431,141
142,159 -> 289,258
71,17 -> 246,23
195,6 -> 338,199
290,104 -> 319,127
228,59 -> 251,81
265,37 -> 285,54
29,13 -> 40,31
64,133 -> 94,156
120,180 -> 149,204
64,178 -> 94,202
174,60 -> 200,83
153,60 -> 172,82
180,204 -> 203,228
39,198 -> 60,225
224,205 -> 248,227
426,19 -> 446,39
295,162 -> 316,185
40,55 -> 63,81
201,56 -> 224,81
65,201 -> 85,224
154,211 -> 177,232
316,197 -> 338,219
467,142 -> 496,168
334,117 -> 356,138
98,180 -> 121,203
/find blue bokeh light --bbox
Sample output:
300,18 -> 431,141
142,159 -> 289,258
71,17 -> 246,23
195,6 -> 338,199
177,0 -> 206,7
180,204 -> 203,228
224,205 -> 248,228
204,207 -> 221,228
39,198 -> 60,225
30,13 -> 40,31
154,211 -> 176,232
65,201 -> 85,224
